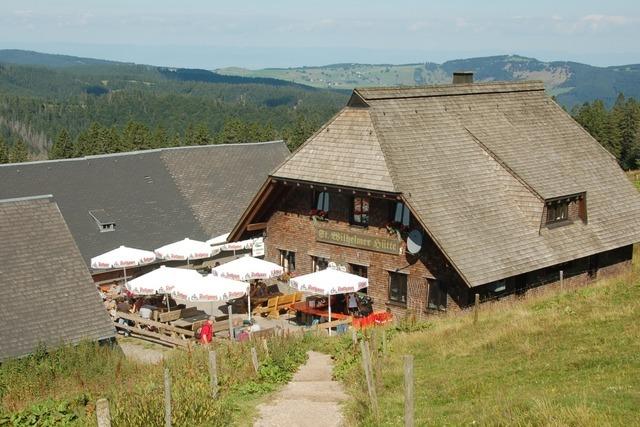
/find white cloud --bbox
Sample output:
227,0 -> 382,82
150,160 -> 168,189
581,14 -> 631,29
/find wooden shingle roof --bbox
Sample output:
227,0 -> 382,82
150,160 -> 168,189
0,196 -> 115,362
274,108 -> 396,192
270,81 -> 640,287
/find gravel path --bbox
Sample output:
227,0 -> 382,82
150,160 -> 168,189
254,351 -> 348,427
117,338 -> 167,364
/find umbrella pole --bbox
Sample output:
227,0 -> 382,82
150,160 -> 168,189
123,266 -> 127,288
166,293 -> 170,311
328,296 -> 332,337
247,288 -> 252,321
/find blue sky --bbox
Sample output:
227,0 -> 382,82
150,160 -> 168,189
1,0 -> 639,68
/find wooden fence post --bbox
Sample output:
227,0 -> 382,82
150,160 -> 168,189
163,368 -> 172,427
251,347 -> 259,373
560,270 -> 564,291
404,355 -> 414,427
261,338 -> 269,357
227,305 -> 234,339
473,293 -> 480,325
351,327 -> 357,348
359,340 -> 379,416
96,398 -> 111,427
208,350 -> 219,398
382,329 -> 388,356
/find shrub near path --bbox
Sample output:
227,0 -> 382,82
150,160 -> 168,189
325,275 -> 640,426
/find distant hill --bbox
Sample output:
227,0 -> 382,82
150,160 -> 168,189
217,55 -> 640,108
0,49 -> 123,68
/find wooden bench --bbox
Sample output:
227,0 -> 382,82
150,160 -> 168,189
253,296 -> 279,318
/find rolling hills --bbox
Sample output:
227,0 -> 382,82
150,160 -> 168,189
218,55 -> 640,108
0,50 -> 347,157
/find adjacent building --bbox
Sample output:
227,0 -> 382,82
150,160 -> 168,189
0,141 -> 289,282
0,195 -> 115,361
230,76 -> 640,318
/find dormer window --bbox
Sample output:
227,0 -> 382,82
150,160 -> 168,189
89,209 -> 116,233
545,193 -> 586,226
546,201 -> 568,223
100,223 -> 116,232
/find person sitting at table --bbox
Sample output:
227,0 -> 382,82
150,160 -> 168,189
132,297 -> 145,313
200,317 -> 214,345
237,326 -> 251,342
112,297 -> 134,336
347,293 -> 359,315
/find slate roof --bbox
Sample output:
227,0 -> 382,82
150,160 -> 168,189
268,81 -> 640,287
0,142 -> 289,266
0,195 -> 115,362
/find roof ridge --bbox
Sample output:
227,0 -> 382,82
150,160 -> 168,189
0,140 -> 287,167
356,80 -> 544,92
0,194 -> 53,204
356,80 -> 545,101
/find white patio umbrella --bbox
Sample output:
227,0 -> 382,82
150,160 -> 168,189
155,238 -> 220,265
126,265 -> 202,295
212,255 -> 284,319
289,268 -> 368,335
90,245 -> 156,287
206,232 -> 230,246
126,265 -> 202,310
172,274 -> 249,302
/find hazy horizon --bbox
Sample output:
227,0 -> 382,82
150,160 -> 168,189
1,0 -> 639,69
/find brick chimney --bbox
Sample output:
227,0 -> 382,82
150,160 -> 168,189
452,71 -> 474,84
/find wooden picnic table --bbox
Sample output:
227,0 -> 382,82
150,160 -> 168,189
171,312 -> 210,330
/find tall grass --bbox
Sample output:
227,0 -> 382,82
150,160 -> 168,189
325,268 -> 640,426
0,333 -> 311,426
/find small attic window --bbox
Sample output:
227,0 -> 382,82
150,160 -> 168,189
100,223 -> 116,232
89,209 -> 116,233
546,201 -> 568,224
545,193 -> 586,226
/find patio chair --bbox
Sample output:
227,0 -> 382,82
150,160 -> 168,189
253,296 -> 279,318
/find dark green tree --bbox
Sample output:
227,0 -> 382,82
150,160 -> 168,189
217,118 -> 246,144
0,135 -> 9,163
49,128 -> 74,159
612,95 -> 640,169
151,126 -> 168,149
121,121 -> 150,151
193,123 -> 213,145
9,139 -> 29,163
283,114 -> 316,151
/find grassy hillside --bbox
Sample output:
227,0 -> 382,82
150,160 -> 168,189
324,263 -> 640,426
218,55 -> 640,109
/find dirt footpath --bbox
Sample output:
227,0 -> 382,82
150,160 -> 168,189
254,351 -> 348,427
